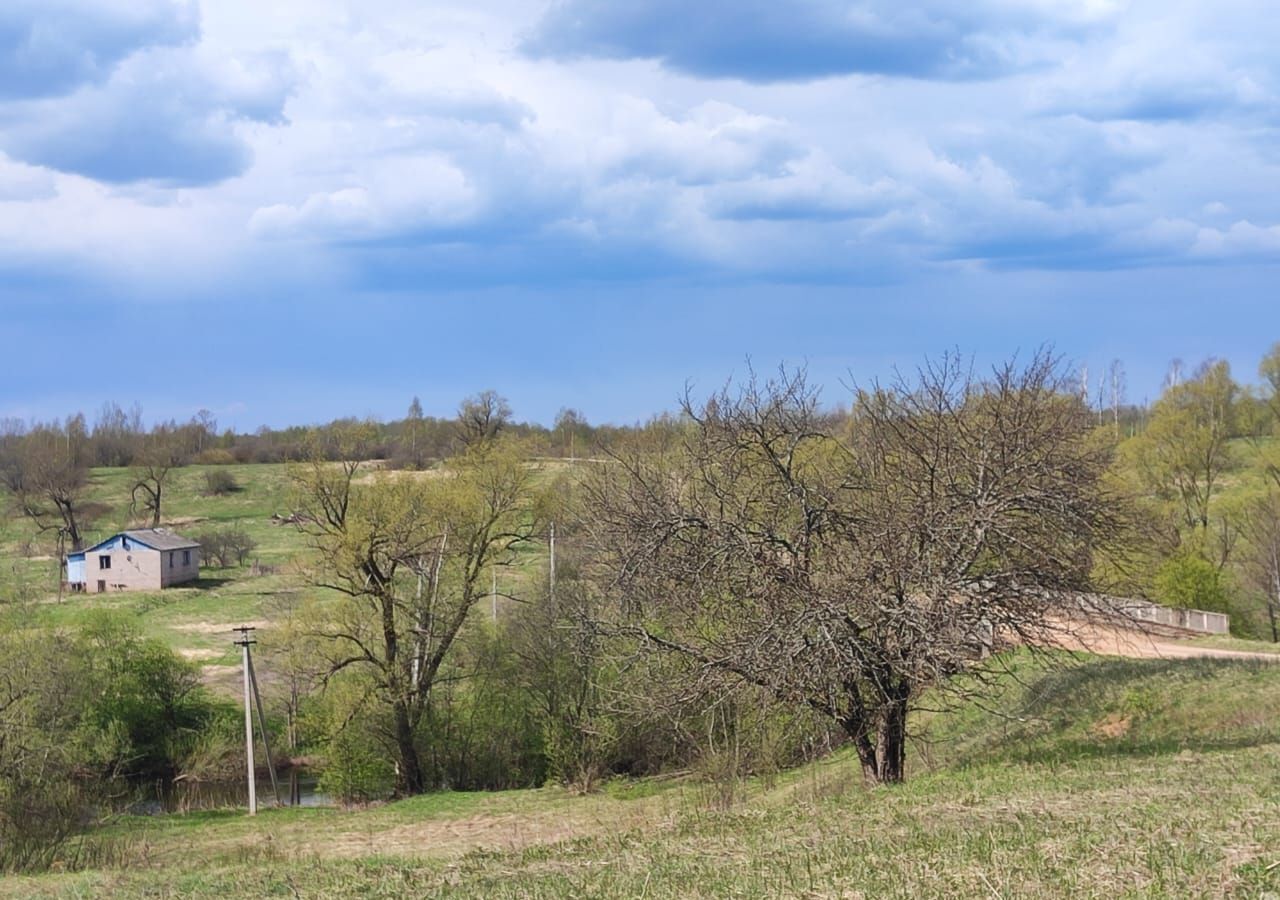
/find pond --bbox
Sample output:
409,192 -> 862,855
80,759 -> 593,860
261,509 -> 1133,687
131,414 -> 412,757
126,769 -> 331,815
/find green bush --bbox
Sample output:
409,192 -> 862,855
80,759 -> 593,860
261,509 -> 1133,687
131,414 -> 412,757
318,737 -> 396,805
1155,551 -> 1229,613
0,773 -> 90,874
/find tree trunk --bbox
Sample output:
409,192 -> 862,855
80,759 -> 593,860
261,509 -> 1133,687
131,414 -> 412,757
393,697 -> 424,795
873,685 -> 909,784
1270,569 -> 1280,644
845,680 -> 910,785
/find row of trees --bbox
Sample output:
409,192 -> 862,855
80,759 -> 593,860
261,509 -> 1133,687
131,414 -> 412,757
1116,348 -> 1280,639
274,350 -> 1125,795
4,344 -> 1279,806
0,392 -> 574,553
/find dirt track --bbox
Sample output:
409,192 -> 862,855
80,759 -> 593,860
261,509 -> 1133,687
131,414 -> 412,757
1057,623 -> 1280,662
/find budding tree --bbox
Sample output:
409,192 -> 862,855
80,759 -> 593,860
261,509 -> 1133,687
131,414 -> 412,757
581,352 -> 1123,783
292,430 -> 541,795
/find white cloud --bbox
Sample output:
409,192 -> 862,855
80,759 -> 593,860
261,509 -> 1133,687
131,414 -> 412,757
249,154 -> 477,239
0,153 -> 55,201
1191,220 -> 1280,259
2,0 -> 1280,289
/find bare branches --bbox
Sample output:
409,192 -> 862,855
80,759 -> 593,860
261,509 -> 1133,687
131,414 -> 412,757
581,351 -> 1126,783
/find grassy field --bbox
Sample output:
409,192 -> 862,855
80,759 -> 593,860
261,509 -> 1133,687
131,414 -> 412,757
3,653 -> 1277,898
0,464 -> 307,684
5,464 -> 1280,897
0,462 -> 549,691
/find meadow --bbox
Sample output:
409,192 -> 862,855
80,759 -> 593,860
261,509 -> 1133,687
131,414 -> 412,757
3,462 -> 1280,897
1,653 -> 1277,898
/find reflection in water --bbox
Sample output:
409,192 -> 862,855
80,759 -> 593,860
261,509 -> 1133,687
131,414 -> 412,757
129,769 -> 330,815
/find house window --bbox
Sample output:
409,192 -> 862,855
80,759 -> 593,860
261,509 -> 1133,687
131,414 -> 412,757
169,551 -> 175,568
183,550 -> 191,566
99,555 -> 111,570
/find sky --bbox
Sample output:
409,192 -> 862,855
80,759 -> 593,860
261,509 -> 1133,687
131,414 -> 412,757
0,0 -> 1277,430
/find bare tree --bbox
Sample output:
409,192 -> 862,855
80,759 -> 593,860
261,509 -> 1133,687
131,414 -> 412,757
130,429 -> 187,527
580,353 -> 1125,784
1108,358 -> 1126,437
456,390 -> 511,448
555,408 -> 587,460
0,425 -> 101,553
406,396 -> 425,468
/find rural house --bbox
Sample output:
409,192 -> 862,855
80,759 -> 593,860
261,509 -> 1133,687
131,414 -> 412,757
64,529 -> 201,593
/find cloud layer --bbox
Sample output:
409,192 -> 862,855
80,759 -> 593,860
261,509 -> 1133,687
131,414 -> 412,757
524,0 -> 1110,82
0,0 -> 1277,292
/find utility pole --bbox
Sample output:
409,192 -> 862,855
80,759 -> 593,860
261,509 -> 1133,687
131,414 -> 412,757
234,626 -> 257,815
247,646 -> 283,808
548,521 -> 556,601
233,626 -> 283,813
56,527 -> 66,603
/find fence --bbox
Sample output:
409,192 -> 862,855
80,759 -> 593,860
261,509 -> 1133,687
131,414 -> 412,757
1105,596 -> 1230,635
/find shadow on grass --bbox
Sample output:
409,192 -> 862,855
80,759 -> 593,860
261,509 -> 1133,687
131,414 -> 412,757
940,655 -> 1280,768
187,576 -> 237,591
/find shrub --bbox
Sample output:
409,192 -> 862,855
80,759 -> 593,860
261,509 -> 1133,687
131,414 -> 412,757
1155,551 -> 1229,614
0,773 -> 90,874
196,527 -> 257,567
203,469 -> 241,495
194,449 -> 236,466
318,736 -> 396,805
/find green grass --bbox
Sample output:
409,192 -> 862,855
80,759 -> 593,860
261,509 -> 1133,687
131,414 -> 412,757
1187,634 -> 1280,654
0,464 -> 310,687
0,461 -> 560,694
6,653 -> 1280,898
6,463 -> 1280,896
914,652 -> 1280,768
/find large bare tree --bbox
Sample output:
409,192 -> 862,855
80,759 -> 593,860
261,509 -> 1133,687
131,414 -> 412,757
581,353 -> 1124,784
0,424 -> 100,553
129,428 -> 188,527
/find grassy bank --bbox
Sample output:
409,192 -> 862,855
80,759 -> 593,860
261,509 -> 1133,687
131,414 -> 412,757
6,653 -> 1278,898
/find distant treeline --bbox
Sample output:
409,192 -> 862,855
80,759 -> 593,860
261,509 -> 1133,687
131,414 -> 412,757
0,393 -> 642,469
4,356 -> 1275,470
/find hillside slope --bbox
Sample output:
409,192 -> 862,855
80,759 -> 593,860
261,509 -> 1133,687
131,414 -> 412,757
7,653 -> 1279,898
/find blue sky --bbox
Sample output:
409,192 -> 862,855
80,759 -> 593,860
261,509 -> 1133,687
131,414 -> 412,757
0,0 -> 1277,429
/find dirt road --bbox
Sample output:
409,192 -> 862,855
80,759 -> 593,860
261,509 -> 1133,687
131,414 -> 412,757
1056,623 -> 1280,661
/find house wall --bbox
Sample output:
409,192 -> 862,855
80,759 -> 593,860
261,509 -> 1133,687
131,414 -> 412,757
86,546 -> 164,593
158,547 -> 201,587
81,535 -> 201,593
